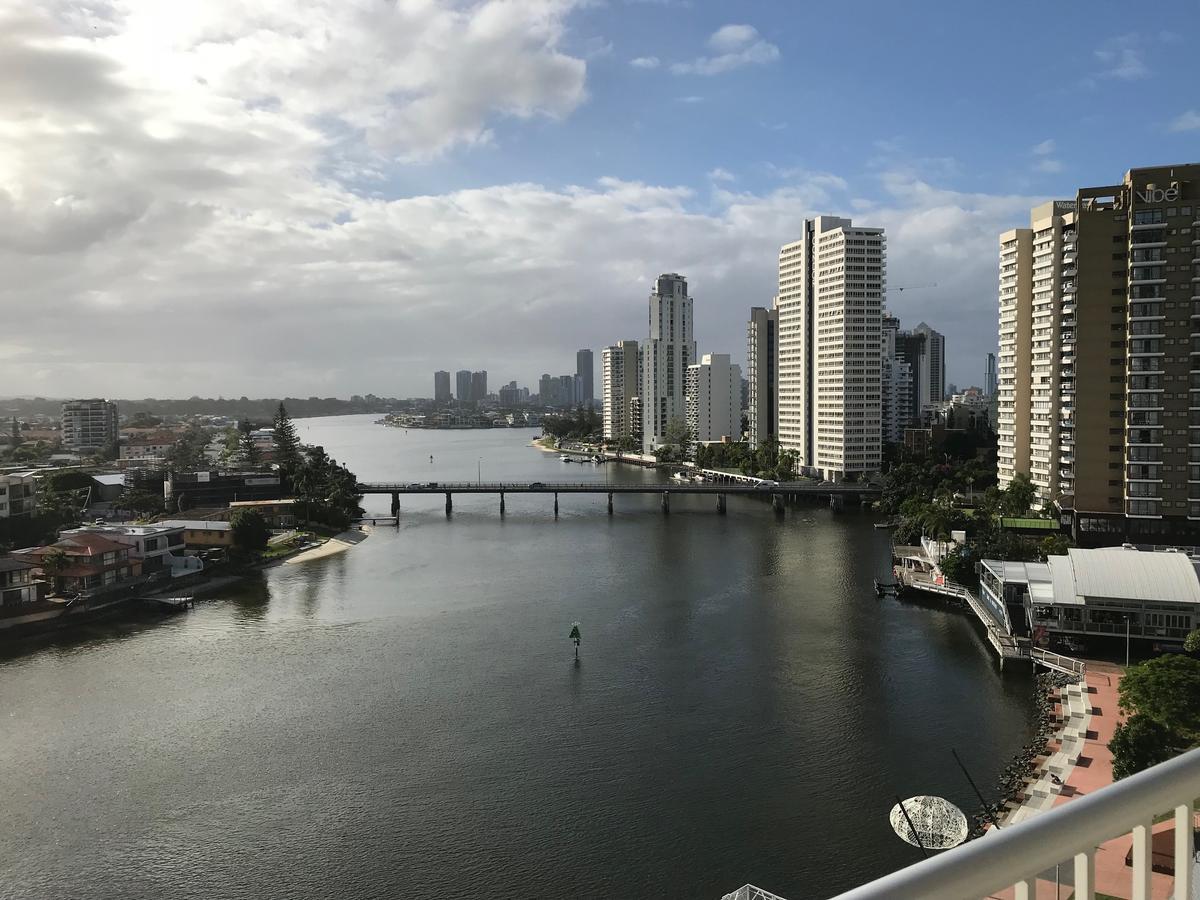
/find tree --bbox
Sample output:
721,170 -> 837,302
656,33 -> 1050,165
1000,472 -> 1037,516
165,425 -> 211,472
1038,533 -> 1070,560
230,509 -> 270,555
117,488 -> 164,518
938,545 -> 974,585
1109,714 -> 1179,780
1185,629 -> 1200,654
1117,654 -> 1200,736
238,419 -> 261,467
40,548 -> 70,593
272,402 -> 302,474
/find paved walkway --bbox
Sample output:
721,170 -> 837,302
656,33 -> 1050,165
989,662 -> 1193,899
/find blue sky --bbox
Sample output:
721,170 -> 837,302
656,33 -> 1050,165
2,0 -> 1198,397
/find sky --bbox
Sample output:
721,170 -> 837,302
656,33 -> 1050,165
2,0 -> 1198,400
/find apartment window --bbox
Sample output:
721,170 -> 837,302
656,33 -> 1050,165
1134,209 -> 1165,226
1127,499 -> 1159,516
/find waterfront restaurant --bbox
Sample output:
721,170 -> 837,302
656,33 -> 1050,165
980,546 -> 1200,650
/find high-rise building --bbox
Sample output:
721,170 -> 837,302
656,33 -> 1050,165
602,340 -> 640,442
470,371 -> 488,402
498,381 -> 528,406
576,350 -> 594,407
455,370 -> 472,404
557,374 -> 577,408
641,273 -> 696,452
914,323 -> 946,405
984,352 -> 998,399
746,306 -> 778,446
538,374 -> 554,406
997,163 -> 1200,542
434,371 -> 451,403
881,313 -> 913,443
685,353 -> 741,443
776,216 -> 885,480
61,399 -> 118,453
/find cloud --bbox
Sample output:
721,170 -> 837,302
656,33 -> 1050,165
671,24 -> 780,76
1169,110 -> 1200,132
0,3 -> 1034,398
629,56 -> 660,69
676,95 -> 704,104
1031,139 -> 1055,155
707,168 -> 735,182
1093,35 -> 1149,80
1034,159 -> 1064,174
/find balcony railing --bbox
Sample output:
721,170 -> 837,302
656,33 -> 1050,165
724,747 -> 1200,900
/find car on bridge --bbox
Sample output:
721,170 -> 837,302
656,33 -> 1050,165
529,482 -> 544,488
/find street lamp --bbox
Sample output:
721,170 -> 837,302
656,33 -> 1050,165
478,457 -> 482,485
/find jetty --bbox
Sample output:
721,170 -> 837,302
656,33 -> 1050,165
142,595 -> 195,613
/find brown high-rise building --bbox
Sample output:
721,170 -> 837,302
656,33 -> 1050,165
998,163 -> 1200,545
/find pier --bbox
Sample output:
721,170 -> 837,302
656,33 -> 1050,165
142,595 -> 196,613
893,554 -> 1084,677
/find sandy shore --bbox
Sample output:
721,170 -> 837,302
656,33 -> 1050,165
284,528 -> 369,565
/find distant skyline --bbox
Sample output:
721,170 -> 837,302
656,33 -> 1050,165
3,1 -> 1198,398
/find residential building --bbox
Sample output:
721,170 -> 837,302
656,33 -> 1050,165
0,472 -> 37,519
538,374 -> 555,406
471,371 -> 488,403
497,382 -> 528,406
556,374 -> 577,408
158,520 -> 234,548
685,353 -> 741,443
641,273 -> 696,452
224,499 -> 298,528
163,471 -> 284,510
979,545 -> 1199,649
12,533 -> 142,595
434,371 -> 451,403
0,558 -> 40,608
119,433 -> 179,460
776,216 -> 885,480
576,349 -> 594,407
997,163 -> 1200,543
602,340 -> 640,443
746,307 -> 778,446
915,323 -> 946,405
880,313 -> 913,444
61,398 -> 118,453
985,351 -> 998,398
60,524 -> 191,574
455,370 -> 472,404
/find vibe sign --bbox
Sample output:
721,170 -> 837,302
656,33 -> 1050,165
1136,183 -> 1181,204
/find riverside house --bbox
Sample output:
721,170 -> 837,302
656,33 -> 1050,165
11,533 -> 142,596
0,558 -> 40,608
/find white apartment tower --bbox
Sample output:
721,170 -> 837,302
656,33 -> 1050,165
641,273 -> 696,452
776,216 -> 886,480
61,399 -> 118,453
601,340 -> 640,443
685,353 -> 741,443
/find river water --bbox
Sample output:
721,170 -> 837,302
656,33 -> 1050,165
0,415 -> 1036,899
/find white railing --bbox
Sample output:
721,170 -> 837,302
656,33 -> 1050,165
1030,647 -> 1086,679
823,747 -> 1200,900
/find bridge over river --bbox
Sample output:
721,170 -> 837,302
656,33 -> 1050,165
356,479 -> 882,516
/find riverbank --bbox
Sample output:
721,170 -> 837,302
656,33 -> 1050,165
982,663 -> 1192,900
284,528 -> 369,565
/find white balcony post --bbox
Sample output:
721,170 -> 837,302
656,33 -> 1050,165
1073,849 -> 1095,900
1176,802 -> 1194,900
1013,878 -> 1033,900
1132,818 -> 1153,900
